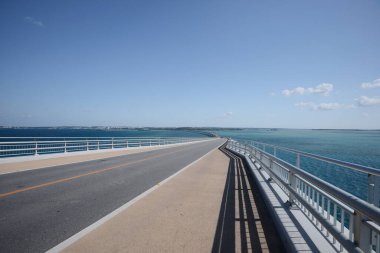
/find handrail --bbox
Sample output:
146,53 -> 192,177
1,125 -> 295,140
227,139 -> 380,253
0,137 -> 211,158
254,157 -> 361,253
238,139 -> 380,176
267,148 -> 380,224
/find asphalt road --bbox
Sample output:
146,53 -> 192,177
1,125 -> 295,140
0,138 -> 225,253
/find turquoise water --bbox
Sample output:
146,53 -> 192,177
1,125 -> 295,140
1,128 -> 379,203
214,129 -> 380,203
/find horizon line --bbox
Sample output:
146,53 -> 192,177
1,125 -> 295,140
0,126 -> 379,131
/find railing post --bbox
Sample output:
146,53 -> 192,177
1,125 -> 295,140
269,158 -> 273,172
34,141 -> 38,156
87,140 -> 89,151
368,174 -> 380,207
112,138 -> 114,149
288,171 -> 298,208
287,153 -> 301,207
64,140 -> 67,153
354,212 -> 371,252
296,153 -> 301,168
97,141 -> 99,150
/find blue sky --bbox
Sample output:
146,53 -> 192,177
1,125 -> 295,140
1,0 -> 380,129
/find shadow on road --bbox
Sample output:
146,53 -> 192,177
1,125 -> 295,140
212,144 -> 285,253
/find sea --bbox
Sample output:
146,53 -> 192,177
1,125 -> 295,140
214,128 -> 380,204
0,128 -> 205,139
0,128 -> 379,204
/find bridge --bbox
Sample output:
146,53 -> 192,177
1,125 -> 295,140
0,137 -> 379,253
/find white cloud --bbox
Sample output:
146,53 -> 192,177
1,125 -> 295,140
355,96 -> 380,106
215,111 -> 233,120
308,83 -> 334,95
361,79 -> 380,89
282,83 -> 333,96
282,87 -> 305,96
295,102 -> 353,111
25,17 -> 44,27
325,103 -> 355,110
222,112 -> 233,117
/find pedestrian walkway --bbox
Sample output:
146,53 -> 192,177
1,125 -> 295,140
56,144 -> 284,253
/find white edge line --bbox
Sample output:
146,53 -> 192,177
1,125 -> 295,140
45,140 -> 224,253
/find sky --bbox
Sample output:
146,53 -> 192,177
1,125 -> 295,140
1,0 -> 380,129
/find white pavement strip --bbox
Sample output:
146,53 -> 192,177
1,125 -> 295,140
46,142 -> 223,253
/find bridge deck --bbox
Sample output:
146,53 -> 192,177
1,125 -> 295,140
53,144 -> 284,253
0,139 -> 285,253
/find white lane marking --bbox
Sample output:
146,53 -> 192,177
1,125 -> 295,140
46,140 -> 224,253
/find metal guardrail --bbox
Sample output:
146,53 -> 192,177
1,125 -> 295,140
247,140 -> 380,176
238,139 -> 380,206
227,139 -> 380,253
0,137 -> 209,158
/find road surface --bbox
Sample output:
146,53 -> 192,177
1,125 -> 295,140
0,138 -> 224,253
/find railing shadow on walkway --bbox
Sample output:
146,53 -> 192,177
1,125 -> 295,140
212,144 -> 285,253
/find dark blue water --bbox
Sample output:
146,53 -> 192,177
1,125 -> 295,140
0,128 -> 206,140
214,129 -> 380,203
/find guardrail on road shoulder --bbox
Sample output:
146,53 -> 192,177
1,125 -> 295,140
0,137 -> 210,158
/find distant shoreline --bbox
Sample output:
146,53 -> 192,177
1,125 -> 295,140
0,126 -> 379,131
